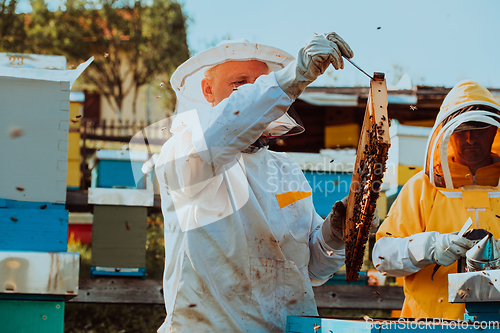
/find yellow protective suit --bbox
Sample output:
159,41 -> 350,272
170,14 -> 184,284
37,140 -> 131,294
374,80 -> 500,320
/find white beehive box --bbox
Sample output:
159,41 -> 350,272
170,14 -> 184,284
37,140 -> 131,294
0,58 -> 92,204
384,120 -> 432,192
0,251 -> 79,296
0,78 -> 71,203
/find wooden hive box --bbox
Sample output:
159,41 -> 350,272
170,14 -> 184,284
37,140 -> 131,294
0,77 -> 70,204
0,300 -> 65,333
0,54 -> 92,332
384,121 -> 431,204
0,251 -> 79,296
0,73 -> 73,251
67,92 -> 85,189
0,199 -> 68,252
91,205 -> 148,269
88,183 -> 153,277
287,151 -> 356,217
90,149 -> 150,189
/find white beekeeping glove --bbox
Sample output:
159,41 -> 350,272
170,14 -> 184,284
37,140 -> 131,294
275,32 -> 353,100
408,231 -> 476,267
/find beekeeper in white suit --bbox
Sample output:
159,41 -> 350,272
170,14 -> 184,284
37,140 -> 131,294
154,33 -> 364,332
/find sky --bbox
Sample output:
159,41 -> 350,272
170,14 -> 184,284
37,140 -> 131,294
18,0 -> 500,88
179,0 -> 500,88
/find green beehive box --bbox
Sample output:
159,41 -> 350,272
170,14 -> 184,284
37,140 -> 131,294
91,205 -> 147,268
0,300 -> 64,333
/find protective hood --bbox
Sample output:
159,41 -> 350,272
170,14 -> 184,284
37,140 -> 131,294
424,80 -> 500,188
171,39 -> 294,114
169,39 -> 303,143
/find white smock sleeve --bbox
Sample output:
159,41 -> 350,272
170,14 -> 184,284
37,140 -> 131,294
192,72 -> 293,166
372,236 -> 422,277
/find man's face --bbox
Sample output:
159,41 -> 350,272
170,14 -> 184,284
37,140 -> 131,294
201,60 -> 269,106
449,126 -> 497,167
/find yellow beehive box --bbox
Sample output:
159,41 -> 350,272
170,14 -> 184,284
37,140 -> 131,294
67,160 -> 80,188
69,92 -> 84,130
324,123 -> 360,148
397,165 -> 423,186
376,191 -> 388,220
68,131 -> 80,160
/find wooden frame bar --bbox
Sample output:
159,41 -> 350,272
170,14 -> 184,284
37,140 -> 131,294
343,73 -> 390,281
70,278 -> 404,310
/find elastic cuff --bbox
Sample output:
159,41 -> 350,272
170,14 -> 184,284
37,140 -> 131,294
274,60 -> 312,100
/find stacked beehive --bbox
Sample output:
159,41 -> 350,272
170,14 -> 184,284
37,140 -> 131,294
88,149 -> 154,278
0,53 -> 91,332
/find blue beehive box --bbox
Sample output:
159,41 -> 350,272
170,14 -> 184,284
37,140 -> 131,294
325,271 -> 367,285
0,199 -> 68,252
0,300 -> 65,333
90,149 -> 150,189
288,150 -> 355,217
302,171 -> 352,217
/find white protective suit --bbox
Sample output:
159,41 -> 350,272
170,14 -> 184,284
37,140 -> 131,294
155,40 -> 345,332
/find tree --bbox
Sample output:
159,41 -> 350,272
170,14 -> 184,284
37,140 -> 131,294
56,0 -> 190,122
1,0 -> 190,122
0,0 -> 27,52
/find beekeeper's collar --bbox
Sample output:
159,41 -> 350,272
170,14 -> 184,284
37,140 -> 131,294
170,39 -> 294,116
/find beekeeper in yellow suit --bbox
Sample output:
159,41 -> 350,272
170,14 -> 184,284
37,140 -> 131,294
154,33 -> 376,332
373,80 -> 500,320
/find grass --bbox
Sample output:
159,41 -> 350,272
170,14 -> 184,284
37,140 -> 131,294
64,303 -> 165,333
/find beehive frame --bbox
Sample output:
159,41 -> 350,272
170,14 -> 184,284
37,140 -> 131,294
343,73 -> 390,282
